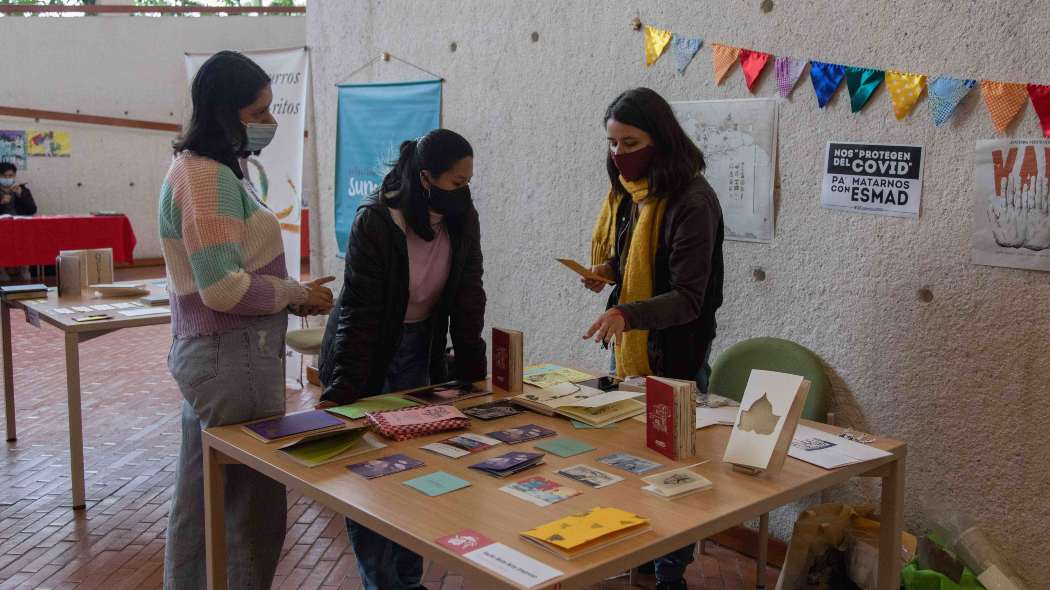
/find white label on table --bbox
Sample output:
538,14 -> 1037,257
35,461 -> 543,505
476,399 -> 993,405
90,304 -> 115,311
119,307 -> 170,317
52,308 -> 75,314
110,302 -> 136,309
71,306 -> 92,312
463,543 -> 562,588
24,309 -> 40,328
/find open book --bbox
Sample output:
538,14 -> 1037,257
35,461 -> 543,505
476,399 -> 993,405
512,383 -> 644,427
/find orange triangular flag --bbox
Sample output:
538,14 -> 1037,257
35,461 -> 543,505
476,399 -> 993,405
712,43 -> 741,85
981,80 -> 1029,133
643,25 -> 673,67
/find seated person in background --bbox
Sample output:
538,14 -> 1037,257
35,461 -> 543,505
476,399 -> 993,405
0,162 -> 38,281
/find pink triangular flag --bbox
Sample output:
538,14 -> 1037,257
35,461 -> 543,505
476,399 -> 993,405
774,56 -> 807,98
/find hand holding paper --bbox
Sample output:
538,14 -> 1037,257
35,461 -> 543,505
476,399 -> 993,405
557,258 -> 614,288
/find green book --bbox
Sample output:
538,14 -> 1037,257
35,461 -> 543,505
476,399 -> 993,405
277,428 -> 385,467
534,437 -> 596,458
324,395 -> 419,420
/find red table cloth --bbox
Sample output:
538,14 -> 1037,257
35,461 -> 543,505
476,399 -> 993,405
0,215 -> 137,266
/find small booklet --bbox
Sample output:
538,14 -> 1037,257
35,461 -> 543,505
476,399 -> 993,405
640,467 -> 713,500
403,471 -> 472,497
788,425 -> 891,469
555,258 -> 614,284
520,507 -> 651,560
241,410 -> 346,443
404,384 -> 492,406
597,452 -> 663,474
347,453 -> 424,479
522,364 -> 596,389
276,427 -> 386,467
555,464 -> 624,489
366,405 -> 470,441
534,437 -> 595,458
500,476 -> 580,507
491,327 -> 524,393
421,433 -> 503,459
324,395 -> 419,420
469,451 -> 545,478
71,314 -> 112,323
462,400 -> 523,421
486,424 -> 557,445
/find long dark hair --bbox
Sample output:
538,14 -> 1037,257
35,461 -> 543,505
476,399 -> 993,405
174,50 -> 270,178
382,129 -> 473,240
604,87 -> 705,200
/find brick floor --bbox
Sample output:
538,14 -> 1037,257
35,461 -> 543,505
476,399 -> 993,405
0,268 -> 779,589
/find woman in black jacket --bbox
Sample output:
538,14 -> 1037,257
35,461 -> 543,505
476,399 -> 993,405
582,87 -> 725,590
317,128 -> 486,590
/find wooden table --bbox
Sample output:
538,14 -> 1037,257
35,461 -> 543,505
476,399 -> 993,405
202,385 -> 905,590
1,284 -> 170,509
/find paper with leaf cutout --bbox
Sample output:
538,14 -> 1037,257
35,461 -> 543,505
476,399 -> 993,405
520,507 -> 650,559
722,370 -> 809,474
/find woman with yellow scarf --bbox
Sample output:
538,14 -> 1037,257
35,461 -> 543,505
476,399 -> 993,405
582,88 -> 724,590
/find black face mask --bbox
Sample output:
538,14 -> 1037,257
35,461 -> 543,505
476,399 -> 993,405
428,185 -> 471,218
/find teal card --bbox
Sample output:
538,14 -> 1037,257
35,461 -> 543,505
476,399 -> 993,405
570,420 -> 616,430
402,471 -> 471,497
534,437 -> 596,458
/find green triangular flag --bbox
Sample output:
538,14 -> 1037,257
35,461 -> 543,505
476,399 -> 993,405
845,67 -> 885,113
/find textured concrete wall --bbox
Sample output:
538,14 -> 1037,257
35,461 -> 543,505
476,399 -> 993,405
0,16 -> 307,260
308,2 -> 1049,584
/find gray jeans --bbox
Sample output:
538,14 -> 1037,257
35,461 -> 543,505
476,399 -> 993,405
164,313 -> 289,590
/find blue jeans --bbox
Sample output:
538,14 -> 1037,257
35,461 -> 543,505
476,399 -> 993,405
610,343 -> 713,582
346,321 -> 430,590
164,313 -> 289,590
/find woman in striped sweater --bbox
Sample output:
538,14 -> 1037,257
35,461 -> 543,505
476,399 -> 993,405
159,51 -> 333,590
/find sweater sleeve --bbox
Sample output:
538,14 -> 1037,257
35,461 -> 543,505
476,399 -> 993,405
177,165 -> 306,315
13,186 -> 36,216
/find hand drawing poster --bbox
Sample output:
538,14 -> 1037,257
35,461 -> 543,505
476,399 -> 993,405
27,129 -> 70,157
672,99 -> 778,242
0,130 -> 27,169
972,139 -> 1050,271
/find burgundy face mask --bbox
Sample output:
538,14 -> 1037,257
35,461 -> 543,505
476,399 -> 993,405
611,144 -> 655,181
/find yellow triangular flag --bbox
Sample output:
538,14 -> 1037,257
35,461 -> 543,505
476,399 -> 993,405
712,43 -> 741,85
885,71 -> 927,120
644,26 -> 673,67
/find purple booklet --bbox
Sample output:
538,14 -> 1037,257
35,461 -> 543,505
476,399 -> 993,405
469,451 -> 545,477
242,410 -> 345,442
347,454 -> 425,479
485,424 -> 557,445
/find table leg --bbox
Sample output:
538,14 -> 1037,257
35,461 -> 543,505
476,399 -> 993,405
204,441 -> 227,590
1,300 -> 14,442
64,332 -> 86,510
877,455 -> 905,590
757,513 -> 769,589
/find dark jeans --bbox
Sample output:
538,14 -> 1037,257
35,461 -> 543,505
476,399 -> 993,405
610,343 -> 713,582
346,322 -> 430,590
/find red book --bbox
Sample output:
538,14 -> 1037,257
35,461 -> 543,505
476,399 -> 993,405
491,328 -> 523,393
645,377 -> 677,460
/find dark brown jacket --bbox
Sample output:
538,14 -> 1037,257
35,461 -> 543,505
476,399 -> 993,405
319,195 -> 487,404
605,174 -> 724,380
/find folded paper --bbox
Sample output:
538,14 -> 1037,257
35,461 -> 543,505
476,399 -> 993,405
845,67 -> 885,113
810,61 -> 846,108
981,80 -> 1028,133
928,77 -> 976,126
712,43 -> 741,85
774,56 -> 807,98
886,71 -> 927,120
670,35 -> 702,74
739,49 -> 771,93
644,25 -> 673,67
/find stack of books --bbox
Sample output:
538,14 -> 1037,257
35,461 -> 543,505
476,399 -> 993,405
512,382 -> 644,428
640,467 -> 713,500
645,377 -> 697,460
241,410 -> 347,443
0,284 -> 48,300
520,507 -> 651,560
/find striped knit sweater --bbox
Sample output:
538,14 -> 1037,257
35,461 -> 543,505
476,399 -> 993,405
159,152 -> 306,337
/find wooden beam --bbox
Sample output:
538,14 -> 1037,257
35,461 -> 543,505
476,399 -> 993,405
0,6 -> 303,15
0,107 -> 180,133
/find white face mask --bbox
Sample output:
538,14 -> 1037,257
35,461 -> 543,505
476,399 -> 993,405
242,122 -> 277,152
0,178 -> 15,188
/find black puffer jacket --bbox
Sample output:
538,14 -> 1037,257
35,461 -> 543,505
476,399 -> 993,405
605,174 -> 724,380
319,196 -> 487,404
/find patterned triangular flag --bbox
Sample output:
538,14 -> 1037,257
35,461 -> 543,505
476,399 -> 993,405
774,56 -> 808,98
845,67 -> 885,113
1027,84 -> 1050,138
712,43 -> 741,85
928,77 -> 976,126
739,49 -> 771,93
644,25 -> 673,67
885,71 -> 927,120
981,80 -> 1029,133
810,61 -> 846,108
670,35 -> 702,75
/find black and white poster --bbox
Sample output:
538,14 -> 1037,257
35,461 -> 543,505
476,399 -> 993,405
821,142 -> 924,217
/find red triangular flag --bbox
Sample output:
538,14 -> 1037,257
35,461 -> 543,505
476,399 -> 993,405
1028,84 -> 1050,138
739,49 -> 771,93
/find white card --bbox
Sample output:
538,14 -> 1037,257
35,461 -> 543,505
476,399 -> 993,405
463,542 -> 562,588
420,443 -> 470,459
110,302 -> 136,309
71,306 -> 92,312
90,304 -> 115,311
788,425 -> 891,469
52,308 -> 75,314
119,307 -> 170,317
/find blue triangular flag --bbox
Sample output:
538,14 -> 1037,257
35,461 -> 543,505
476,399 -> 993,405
671,35 -> 703,75
810,61 -> 846,108
928,77 -> 976,126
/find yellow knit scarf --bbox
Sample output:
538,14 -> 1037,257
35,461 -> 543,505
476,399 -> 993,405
590,176 -> 668,377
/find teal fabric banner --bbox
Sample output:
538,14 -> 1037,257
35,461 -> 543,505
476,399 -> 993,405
334,80 -> 442,256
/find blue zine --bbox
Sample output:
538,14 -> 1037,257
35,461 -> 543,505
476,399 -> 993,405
403,471 -> 470,497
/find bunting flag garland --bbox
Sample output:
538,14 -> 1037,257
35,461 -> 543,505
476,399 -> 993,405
981,80 -> 1029,133
1027,84 -> 1050,138
928,77 -> 976,126
739,49 -> 771,93
810,61 -> 846,108
885,71 -> 927,120
670,35 -> 703,75
845,67 -> 885,113
644,25 -> 673,67
712,43 -> 741,85
774,56 -> 808,98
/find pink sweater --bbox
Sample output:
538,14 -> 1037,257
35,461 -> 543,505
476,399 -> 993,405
403,211 -> 451,323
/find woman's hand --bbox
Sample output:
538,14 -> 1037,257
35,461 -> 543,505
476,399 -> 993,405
302,276 -> 335,314
581,263 -> 614,293
583,308 -> 626,346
